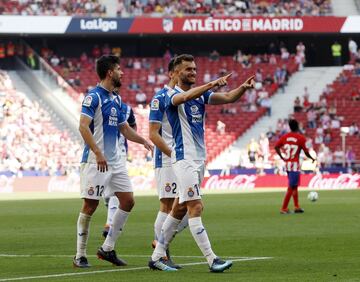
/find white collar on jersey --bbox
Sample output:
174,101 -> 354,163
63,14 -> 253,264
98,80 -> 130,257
174,85 -> 185,92
98,83 -> 120,101
98,83 -> 113,94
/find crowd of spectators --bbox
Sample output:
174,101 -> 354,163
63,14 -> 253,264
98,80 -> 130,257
0,70 -> 81,176
117,0 -> 332,18
0,0 -> 106,16
234,114 -> 357,173
0,0 -> 332,17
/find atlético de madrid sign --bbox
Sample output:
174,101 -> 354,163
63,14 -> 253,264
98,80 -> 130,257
0,15 -> 358,34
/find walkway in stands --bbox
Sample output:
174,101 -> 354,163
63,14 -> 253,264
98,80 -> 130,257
208,66 -> 343,169
7,71 -> 70,133
331,0 -> 359,16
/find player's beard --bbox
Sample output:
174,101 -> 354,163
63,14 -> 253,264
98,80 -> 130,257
112,76 -> 122,88
181,74 -> 196,87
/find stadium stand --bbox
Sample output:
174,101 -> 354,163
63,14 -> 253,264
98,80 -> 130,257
0,70 -> 81,176
45,51 -> 298,162
277,65 -> 360,168
117,0 -> 332,17
0,0 -> 332,17
0,0 -> 106,16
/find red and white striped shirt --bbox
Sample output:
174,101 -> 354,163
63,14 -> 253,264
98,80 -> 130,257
275,132 -> 309,172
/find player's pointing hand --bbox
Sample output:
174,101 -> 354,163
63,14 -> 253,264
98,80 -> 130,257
241,75 -> 255,90
210,72 -> 232,88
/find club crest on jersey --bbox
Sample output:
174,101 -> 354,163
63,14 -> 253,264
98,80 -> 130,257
165,183 -> 171,192
83,95 -> 92,107
190,105 -> 199,114
187,188 -> 194,197
110,107 -> 117,116
151,99 -> 160,111
88,187 -> 94,196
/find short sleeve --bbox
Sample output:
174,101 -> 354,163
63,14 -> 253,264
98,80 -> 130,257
275,135 -> 284,148
127,107 -> 136,126
118,108 -> 126,125
167,89 -> 179,106
81,93 -> 99,119
203,90 -> 214,104
149,96 -> 165,123
301,136 -> 309,152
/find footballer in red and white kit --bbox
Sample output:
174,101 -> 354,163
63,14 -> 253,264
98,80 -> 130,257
275,119 -> 316,214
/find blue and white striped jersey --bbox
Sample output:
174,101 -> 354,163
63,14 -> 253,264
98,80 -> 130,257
149,85 -> 173,168
118,103 -> 136,157
165,85 -> 214,162
80,85 -> 126,165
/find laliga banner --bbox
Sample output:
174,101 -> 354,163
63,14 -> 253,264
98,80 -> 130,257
202,173 -> 360,191
1,15 -> 360,34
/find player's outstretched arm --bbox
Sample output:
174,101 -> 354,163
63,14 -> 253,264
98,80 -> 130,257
119,122 -> 153,152
172,73 -> 232,106
209,75 -> 255,105
79,114 -> 108,172
149,122 -> 172,157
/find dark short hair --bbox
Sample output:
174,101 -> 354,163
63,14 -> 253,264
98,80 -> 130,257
173,54 -> 194,69
96,55 -> 121,80
289,119 -> 299,132
168,57 -> 176,72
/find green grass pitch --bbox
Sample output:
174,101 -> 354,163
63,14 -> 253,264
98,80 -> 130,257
0,190 -> 359,281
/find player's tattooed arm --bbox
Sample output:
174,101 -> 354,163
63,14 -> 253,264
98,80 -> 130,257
149,122 -> 172,157
79,114 -> 108,172
172,73 -> 232,106
210,75 -> 255,105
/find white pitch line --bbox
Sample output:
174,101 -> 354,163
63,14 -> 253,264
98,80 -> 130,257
0,254 -> 269,259
0,257 -> 272,282
0,254 -> 205,259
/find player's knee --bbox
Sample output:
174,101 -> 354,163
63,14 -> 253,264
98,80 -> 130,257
122,198 -> 135,212
82,199 -> 99,215
159,198 -> 174,213
187,201 -> 203,217
171,208 -> 186,219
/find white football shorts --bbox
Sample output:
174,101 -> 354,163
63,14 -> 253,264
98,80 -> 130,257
155,166 -> 178,199
80,159 -> 132,200
172,159 -> 205,204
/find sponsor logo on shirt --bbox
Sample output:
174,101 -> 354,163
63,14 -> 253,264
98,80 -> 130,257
190,105 -> 199,114
109,107 -> 118,126
192,114 -> 203,123
110,107 -> 117,116
83,95 -> 92,107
